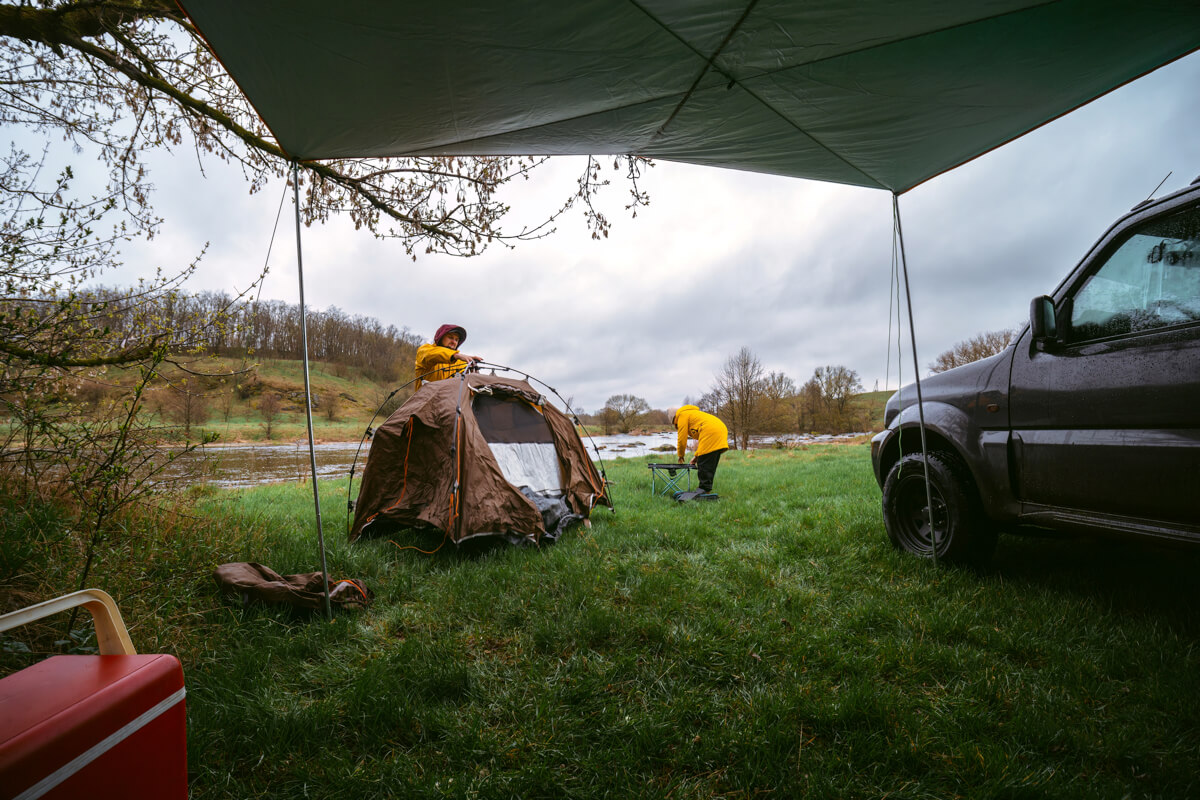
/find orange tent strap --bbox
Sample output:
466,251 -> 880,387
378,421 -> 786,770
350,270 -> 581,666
332,578 -> 368,601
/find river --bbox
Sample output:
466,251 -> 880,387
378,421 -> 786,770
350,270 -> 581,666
180,431 -> 869,488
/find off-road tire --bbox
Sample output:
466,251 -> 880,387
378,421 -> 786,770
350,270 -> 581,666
881,451 -> 997,565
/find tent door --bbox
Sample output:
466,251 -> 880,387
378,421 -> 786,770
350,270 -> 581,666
472,395 -> 563,496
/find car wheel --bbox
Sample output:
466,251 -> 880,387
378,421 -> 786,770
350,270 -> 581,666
881,451 -> 996,565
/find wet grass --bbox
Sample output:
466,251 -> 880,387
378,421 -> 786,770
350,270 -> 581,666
4,445 -> 1199,798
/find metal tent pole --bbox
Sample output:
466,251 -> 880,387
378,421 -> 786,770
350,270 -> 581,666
292,162 -> 333,617
892,193 -> 939,566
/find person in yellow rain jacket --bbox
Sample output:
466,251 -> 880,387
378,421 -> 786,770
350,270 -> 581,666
669,405 -> 730,494
413,324 -> 482,390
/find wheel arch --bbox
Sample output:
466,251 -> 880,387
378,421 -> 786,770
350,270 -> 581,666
876,402 -> 980,486
875,400 -> 1017,522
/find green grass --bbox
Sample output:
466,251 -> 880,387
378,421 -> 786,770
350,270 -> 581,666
3,446 -> 1199,799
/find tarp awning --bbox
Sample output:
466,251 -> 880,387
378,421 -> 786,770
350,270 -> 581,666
180,0 -> 1199,192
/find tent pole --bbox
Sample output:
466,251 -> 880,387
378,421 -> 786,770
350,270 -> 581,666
292,161 -> 333,618
892,193 -> 939,566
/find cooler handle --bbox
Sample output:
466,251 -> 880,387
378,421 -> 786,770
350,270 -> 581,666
0,589 -> 137,655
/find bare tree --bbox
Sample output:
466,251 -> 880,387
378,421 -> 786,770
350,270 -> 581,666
0,154 -> 248,612
0,2 -> 648,260
642,407 -> 670,426
163,380 -> 210,439
929,328 -> 1019,373
602,394 -> 650,434
216,380 -> 236,423
793,365 -> 865,433
595,406 -> 619,435
323,393 -> 340,422
758,371 -> 797,433
710,347 -> 764,449
259,394 -> 282,440
795,377 -> 824,433
813,365 -> 862,415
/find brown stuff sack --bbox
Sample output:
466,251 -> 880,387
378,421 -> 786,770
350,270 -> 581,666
213,562 -> 372,610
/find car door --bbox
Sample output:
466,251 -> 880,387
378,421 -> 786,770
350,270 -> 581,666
1008,198 -> 1200,528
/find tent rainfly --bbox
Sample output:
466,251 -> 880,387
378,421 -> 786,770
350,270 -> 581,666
350,374 -> 610,546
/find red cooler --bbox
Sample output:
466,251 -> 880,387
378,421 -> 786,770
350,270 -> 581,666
0,591 -> 188,800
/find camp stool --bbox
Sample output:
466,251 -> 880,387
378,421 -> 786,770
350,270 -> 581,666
647,462 -> 696,497
0,589 -> 188,800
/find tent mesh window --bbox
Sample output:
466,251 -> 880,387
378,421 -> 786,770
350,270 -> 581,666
472,395 -> 562,496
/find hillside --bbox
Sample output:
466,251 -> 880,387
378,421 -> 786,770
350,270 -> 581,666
852,389 -> 892,431
167,357 -> 407,444
58,356 -> 404,445
26,358 -> 893,445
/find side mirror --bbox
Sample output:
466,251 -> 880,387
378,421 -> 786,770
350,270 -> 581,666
1029,295 -> 1057,346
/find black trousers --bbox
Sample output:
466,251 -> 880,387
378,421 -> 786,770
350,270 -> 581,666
695,449 -> 726,493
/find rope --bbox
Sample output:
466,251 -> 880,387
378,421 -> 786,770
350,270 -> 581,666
892,193 -> 939,564
389,538 -> 447,556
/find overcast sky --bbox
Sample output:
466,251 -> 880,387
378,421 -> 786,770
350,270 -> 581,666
109,50 -> 1200,414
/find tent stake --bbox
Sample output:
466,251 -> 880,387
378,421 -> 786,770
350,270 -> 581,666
892,193 -> 939,566
293,161 -> 333,618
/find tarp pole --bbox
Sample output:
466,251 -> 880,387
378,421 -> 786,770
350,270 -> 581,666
292,161 -> 333,618
892,193 -> 939,565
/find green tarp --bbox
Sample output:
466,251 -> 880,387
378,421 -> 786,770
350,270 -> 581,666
179,0 -> 1198,191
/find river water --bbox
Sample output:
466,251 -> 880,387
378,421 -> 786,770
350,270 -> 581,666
179,435 -> 675,489
182,431 -> 868,488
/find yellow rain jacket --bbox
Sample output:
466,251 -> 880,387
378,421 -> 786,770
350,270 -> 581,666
414,343 -> 468,390
674,405 -> 729,461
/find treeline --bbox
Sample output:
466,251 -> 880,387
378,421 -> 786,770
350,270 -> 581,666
588,347 -> 872,443
702,347 -> 868,447
42,287 -> 422,384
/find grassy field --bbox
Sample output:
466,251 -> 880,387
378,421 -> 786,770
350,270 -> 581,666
3,445 -> 1198,798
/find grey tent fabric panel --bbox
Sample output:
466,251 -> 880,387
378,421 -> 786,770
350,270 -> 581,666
472,395 -> 555,444
180,0 -> 1200,191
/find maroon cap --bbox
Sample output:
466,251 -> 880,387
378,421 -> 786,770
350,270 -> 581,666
433,324 -> 466,347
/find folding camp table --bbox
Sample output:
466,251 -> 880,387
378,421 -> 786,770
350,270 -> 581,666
648,462 -> 696,496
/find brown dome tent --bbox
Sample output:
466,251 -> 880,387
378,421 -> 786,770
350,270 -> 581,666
350,373 -> 609,545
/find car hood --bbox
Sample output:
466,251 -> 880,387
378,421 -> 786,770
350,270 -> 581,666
884,347 -> 1014,427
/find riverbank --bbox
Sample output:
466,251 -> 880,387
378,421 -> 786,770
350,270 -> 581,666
175,431 -> 879,489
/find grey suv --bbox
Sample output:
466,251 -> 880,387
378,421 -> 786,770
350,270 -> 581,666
871,178 -> 1200,563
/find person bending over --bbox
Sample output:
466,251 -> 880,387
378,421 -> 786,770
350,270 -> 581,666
414,324 -> 481,390
669,405 -> 730,494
